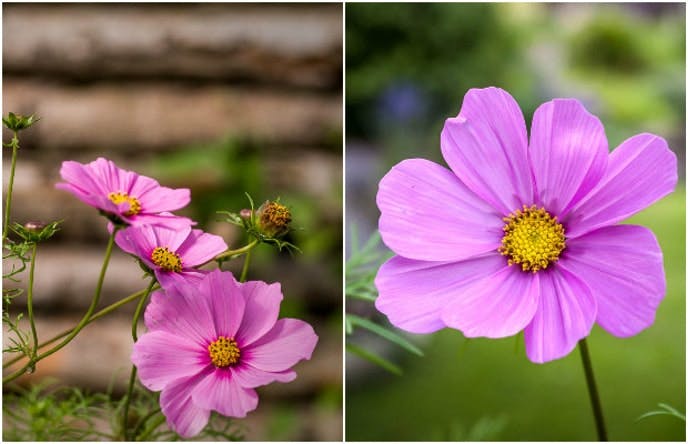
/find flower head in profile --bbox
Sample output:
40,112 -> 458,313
375,87 -> 676,363
132,270 -> 318,438
56,157 -> 193,228
115,225 -> 227,288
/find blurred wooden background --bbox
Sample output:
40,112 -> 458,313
2,3 -> 342,441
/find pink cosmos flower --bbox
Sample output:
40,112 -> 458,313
375,87 -> 677,363
132,269 -> 318,438
115,224 -> 228,288
56,157 -> 193,228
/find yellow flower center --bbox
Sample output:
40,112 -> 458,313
107,192 -> 142,216
208,336 -> 241,368
259,201 -> 292,236
498,205 -> 566,273
150,247 -> 182,272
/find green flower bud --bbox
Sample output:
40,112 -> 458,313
2,112 -> 39,132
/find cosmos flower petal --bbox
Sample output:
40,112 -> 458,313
160,371 -> 212,439
144,287 -> 216,345
231,366 -> 297,388
155,269 -> 208,289
565,133 -> 677,238
133,213 -> 196,230
236,281 -> 283,346
57,160 -> 109,197
131,331 -> 209,391
191,370 -> 259,418
375,254 -> 507,333
176,229 -> 228,267
558,225 -> 665,337
244,319 -> 318,372
441,87 -> 533,214
441,264 -> 539,338
377,158 -> 503,261
524,268 -> 596,363
138,185 -> 191,213
203,271 -> 245,338
529,98 -> 608,217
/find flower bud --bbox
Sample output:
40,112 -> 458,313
239,209 -> 253,220
256,201 -> 291,238
2,112 -> 39,132
24,221 -> 46,232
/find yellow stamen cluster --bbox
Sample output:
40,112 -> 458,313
150,247 -> 182,272
208,336 -> 241,368
498,205 -> 566,273
259,201 -> 292,236
108,191 -> 142,216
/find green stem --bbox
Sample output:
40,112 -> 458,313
212,239 -> 259,264
3,285 -> 158,369
239,247 -> 252,283
122,278 -> 156,441
3,134 -> 19,241
579,338 -> 608,441
4,228 -> 119,384
26,243 -> 39,363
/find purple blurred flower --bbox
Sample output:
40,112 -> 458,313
115,224 -> 227,288
56,157 -> 193,228
375,87 -> 676,363
132,270 -> 318,438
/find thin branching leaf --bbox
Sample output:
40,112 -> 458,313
348,314 -> 423,356
346,343 -> 402,375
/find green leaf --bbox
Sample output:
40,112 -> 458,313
348,314 -> 423,356
346,343 -> 402,375
636,403 -> 686,422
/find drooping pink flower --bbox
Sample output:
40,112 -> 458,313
115,224 -> 227,288
56,157 -> 193,228
375,87 -> 676,363
132,269 -> 318,438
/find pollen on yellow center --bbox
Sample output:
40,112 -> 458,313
150,247 -> 182,272
107,192 -> 142,216
208,336 -> 240,368
498,204 -> 566,273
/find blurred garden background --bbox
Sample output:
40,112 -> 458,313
346,2 -> 685,441
2,3 -> 342,441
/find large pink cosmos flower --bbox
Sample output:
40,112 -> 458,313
132,269 -> 318,438
115,224 -> 227,288
56,157 -> 192,228
375,87 -> 676,363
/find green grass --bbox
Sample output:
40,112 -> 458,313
346,186 -> 685,441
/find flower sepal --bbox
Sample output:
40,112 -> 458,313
2,112 -> 39,133
10,220 -> 62,244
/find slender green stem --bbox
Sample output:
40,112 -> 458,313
26,243 -> 39,363
579,338 -> 608,441
239,247 -> 253,283
131,278 -> 155,342
122,278 -> 156,441
3,134 -> 19,241
3,285 -> 158,369
212,239 -> 259,264
4,229 -> 119,384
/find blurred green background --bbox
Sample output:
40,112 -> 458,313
345,2 -> 685,441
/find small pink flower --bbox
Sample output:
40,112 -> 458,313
132,269 -> 318,438
115,225 -> 227,288
56,157 -> 193,228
